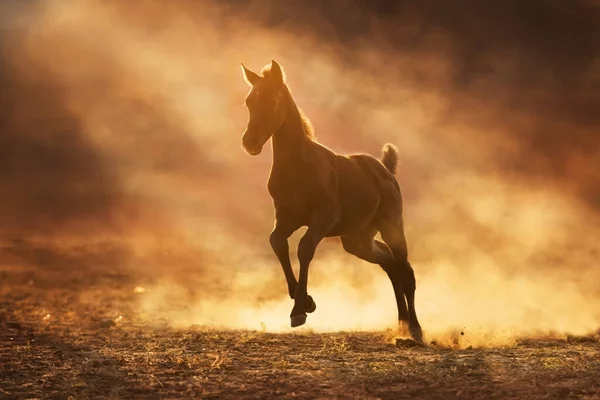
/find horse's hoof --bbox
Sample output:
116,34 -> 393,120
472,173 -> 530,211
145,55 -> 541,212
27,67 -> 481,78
305,295 -> 316,313
396,338 -> 424,348
409,325 -> 423,344
290,314 -> 307,328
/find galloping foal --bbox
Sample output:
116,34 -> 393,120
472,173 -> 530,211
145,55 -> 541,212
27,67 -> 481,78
240,60 -> 423,342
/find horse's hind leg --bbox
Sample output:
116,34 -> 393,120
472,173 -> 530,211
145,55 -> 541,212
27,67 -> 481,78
378,219 -> 423,342
340,229 -> 411,332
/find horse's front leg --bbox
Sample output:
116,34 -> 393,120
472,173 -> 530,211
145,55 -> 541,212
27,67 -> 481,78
290,209 -> 340,328
269,224 -> 299,300
269,213 -> 317,314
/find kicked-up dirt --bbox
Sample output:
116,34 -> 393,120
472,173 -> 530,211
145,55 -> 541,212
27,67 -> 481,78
1,240 -> 599,399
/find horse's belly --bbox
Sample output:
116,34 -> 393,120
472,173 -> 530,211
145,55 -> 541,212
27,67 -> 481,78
326,192 -> 380,237
270,160 -> 380,236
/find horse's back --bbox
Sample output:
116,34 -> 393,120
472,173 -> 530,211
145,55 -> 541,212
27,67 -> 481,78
348,154 -> 398,190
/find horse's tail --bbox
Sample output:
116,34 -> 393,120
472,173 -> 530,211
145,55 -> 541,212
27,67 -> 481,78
381,143 -> 398,175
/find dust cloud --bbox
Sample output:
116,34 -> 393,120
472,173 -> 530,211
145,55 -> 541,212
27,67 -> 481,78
1,0 -> 599,347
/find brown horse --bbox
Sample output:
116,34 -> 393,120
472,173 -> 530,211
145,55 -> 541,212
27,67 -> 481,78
240,60 -> 423,342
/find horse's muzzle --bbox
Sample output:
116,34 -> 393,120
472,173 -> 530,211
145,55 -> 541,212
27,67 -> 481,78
244,146 -> 262,156
242,131 -> 263,156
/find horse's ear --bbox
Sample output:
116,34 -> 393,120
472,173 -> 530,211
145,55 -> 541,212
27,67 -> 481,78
270,60 -> 285,84
241,64 -> 260,86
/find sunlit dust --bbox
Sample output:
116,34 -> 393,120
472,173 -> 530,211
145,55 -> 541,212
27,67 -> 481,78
2,0 -> 599,350
134,286 -> 146,294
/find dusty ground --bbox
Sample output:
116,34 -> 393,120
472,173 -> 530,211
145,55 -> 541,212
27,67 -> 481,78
1,240 -> 599,400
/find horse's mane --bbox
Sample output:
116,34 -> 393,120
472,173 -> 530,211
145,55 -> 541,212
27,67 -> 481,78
261,64 -> 316,140
298,108 -> 316,140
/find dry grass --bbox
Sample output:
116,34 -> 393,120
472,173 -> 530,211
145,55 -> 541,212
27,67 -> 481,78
1,241 -> 599,399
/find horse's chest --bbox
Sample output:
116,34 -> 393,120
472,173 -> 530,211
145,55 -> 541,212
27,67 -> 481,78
267,170 -> 313,211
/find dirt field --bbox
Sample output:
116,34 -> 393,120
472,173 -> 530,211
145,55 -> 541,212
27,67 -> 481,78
1,241 -> 599,400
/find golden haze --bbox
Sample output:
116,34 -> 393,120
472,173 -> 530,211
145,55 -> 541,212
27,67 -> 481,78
1,0 -> 599,347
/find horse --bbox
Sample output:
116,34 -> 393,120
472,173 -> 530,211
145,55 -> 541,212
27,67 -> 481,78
240,60 -> 423,342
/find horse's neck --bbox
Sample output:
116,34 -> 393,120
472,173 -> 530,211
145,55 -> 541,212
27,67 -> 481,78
271,96 -> 312,168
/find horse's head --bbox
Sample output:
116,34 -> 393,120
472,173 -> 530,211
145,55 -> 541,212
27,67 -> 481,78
240,60 -> 286,156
